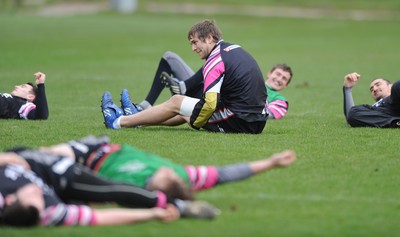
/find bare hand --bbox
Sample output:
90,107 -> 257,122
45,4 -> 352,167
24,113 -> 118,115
269,150 -> 296,167
343,72 -> 360,88
155,204 -> 180,223
34,72 -> 46,85
0,152 -> 30,170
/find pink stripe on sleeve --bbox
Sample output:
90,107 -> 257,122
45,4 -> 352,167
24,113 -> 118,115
185,166 -> 219,191
267,100 -> 288,119
155,191 -> 167,208
18,102 -> 36,119
201,166 -> 219,190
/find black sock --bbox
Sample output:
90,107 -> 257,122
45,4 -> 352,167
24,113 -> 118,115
144,58 -> 173,105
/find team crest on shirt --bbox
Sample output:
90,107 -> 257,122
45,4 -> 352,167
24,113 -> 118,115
118,160 -> 146,173
223,44 -> 241,52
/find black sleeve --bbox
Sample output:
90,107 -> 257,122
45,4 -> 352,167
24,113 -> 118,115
184,68 -> 204,98
28,84 -> 49,120
0,96 -> 8,117
390,80 -> 400,106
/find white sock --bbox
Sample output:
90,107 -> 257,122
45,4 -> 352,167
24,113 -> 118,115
139,100 -> 152,110
179,81 -> 187,95
173,199 -> 186,213
113,117 -> 122,129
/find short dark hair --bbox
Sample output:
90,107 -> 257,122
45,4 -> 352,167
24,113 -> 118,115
371,78 -> 391,85
147,178 -> 194,201
270,64 -> 293,85
26,82 -> 38,97
1,200 -> 39,227
165,181 -> 194,201
188,19 -> 222,43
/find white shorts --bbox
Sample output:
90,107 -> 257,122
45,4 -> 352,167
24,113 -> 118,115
180,97 -> 200,117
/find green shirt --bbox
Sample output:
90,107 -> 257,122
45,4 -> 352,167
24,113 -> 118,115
98,145 -> 189,188
266,85 -> 286,103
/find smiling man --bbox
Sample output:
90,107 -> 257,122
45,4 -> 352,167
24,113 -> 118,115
264,64 -> 293,119
343,72 -> 400,128
101,19 -> 268,134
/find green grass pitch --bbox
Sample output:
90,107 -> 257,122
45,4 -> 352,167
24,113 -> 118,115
1,2 -> 400,236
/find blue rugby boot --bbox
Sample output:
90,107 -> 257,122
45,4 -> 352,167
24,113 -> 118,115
101,91 -> 123,129
120,89 -> 142,115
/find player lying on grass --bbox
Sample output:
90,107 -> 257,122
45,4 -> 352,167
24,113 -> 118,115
0,147 -> 219,227
0,72 -> 49,120
0,181 -> 179,227
134,51 -> 293,120
38,135 -> 296,200
343,72 -> 400,128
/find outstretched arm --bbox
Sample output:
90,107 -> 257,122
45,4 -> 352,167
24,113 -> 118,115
249,150 -> 296,174
188,150 -> 296,191
41,203 -> 179,226
93,205 -> 179,226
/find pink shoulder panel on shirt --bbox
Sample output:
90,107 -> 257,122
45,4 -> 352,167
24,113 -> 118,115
19,102 -> 36,119
203,45 -> 225,92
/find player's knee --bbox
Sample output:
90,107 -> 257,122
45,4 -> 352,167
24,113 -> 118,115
163,51 -> 179,60
167,95 -> 184,109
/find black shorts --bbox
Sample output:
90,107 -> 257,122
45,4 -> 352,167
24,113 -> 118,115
347,105 -> 400,128
203,116 -> 266,134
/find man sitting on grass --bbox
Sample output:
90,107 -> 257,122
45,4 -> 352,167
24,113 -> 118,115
343,72 -> 400,128
132,50 -> 293,120
101,19 -> 268,134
